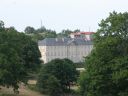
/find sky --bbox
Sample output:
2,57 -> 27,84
0,0 -> 128,33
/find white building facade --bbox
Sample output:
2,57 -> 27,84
38,38 -> 93,63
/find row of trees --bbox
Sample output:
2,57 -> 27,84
25,26 -> 57,40
24,26 -> 80,41
0,22 -> 41,93
79,11 -> 128,96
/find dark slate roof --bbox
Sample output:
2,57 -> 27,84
38,38 -> 93,46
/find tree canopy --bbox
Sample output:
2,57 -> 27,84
79,11 -> 128,96
37,58 -> 78,95
25,26 -> 57,41
0,24 -> 41,92
0,20 -> 4,29
24,26 -> 35,34
24,25 -> 81,41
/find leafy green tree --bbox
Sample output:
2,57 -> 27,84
37,73 -> 62,96
0,20 -> 4,29
45,30 -> 57,38
37,58 -> 78,94
20,35 -> 41,72
24,26 -> 35,34
57,29 -> 81,38
0,25 -> 41,92
0,20 -> 5,31
47,76 -> 62,96
61,29 -> 72,37
6,26 -> 17,32
37,73 -> 51,93
79,11 -> 128,96
57,29 -> 72,37
36,26 -> 47,33
0,45 -> 25,92
73,29 -> 80,32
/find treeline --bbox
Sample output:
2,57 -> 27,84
24,26 -> 80,41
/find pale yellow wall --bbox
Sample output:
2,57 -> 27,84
39,45 -> 93,63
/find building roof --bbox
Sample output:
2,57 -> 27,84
38,38 -> 93,46
70,32 -> 95,35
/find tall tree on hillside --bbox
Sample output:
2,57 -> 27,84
79,11 -> 128,96
36,26 -> 46,33
24,26 -> 35,34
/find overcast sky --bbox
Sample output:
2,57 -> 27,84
0,0 -> 128,32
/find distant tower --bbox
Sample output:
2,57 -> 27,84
41,19 -> 43,28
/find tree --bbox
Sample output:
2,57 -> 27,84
37,58 -> 78,94
79,11 -> 128,96
57,29 -> 72,37
45,30 -> 57,38
73,29 -> 80,33
0,45 -> 25,92
0,20 -> 4,29
24,26 -> 35,34
57,29 -> 81,38
20,35 -> 41,72
37,73 -> 62,96
36,26 -> 46,33
0,20 -> 5,31
6,26 -> 17,32
0,25 -> 41,92
47,76 -> 62,96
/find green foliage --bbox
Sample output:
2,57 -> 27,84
0,25 -> 41,92
25,26 -> 81,41
57,29 -> 73,37
79,11 -> 128,96
57,29 -> 80,38
47,76 -> 62,96
24,26 -> 35,34
46,75 -> 62,96
0,20 -> 4,29
37,58 -> 78,95
25,26 -> 57,41
37,73 -> 62,96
